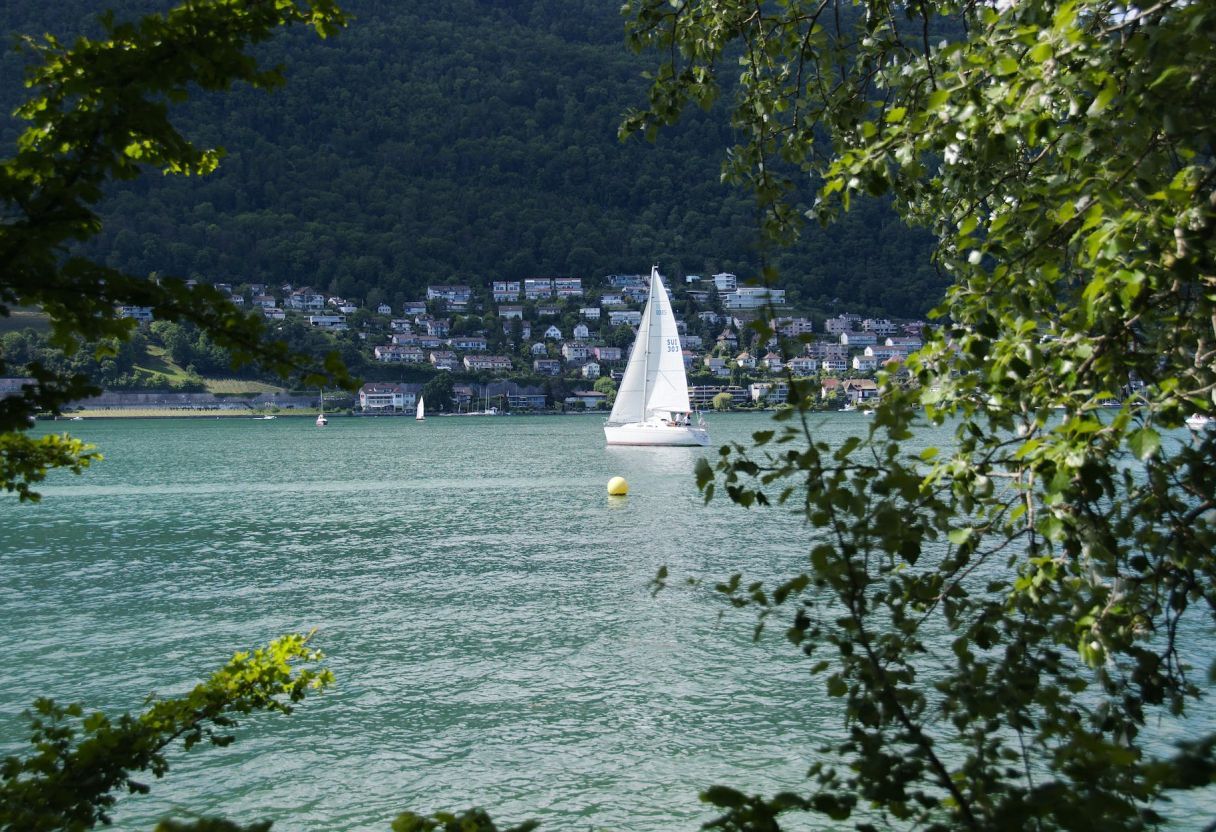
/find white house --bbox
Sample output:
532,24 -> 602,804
572,322 -> 591,341
359,383 -> 415,412
840,331 -> 878,348
562,342 -> 591,362
785,357 -> 818,375
608,310 -> 641,326
581,361 -> 601,379
543,325 -> 562,340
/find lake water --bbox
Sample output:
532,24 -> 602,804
1,413 -> 1211,830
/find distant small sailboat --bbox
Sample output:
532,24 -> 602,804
604,266 -> 708,446
316,389 -> 328,427
416,395 -> 426,421
1185,413 -> 1213,431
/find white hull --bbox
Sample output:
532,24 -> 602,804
604,421 -> 710,447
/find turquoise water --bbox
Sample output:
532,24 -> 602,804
1,413 -> 880,831
2,414 -> 1212,830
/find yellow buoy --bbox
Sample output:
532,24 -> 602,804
606,476 -> 629,496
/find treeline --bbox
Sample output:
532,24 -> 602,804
0,0 -> 943,319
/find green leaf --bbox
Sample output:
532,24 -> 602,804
1128,427 -> 1160,460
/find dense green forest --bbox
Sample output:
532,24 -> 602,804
0,0 -> 943,318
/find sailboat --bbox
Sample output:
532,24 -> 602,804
416,395 -> 425,421
315,390 -> 328,427
604,266 -> 709,446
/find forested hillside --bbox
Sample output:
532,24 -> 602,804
0,0 -> 943,317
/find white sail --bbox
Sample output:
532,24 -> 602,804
643,267 -> 692,416
416,395 -> 425,420
608,267 -> 692,424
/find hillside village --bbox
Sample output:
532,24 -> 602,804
115,271 -> 928,413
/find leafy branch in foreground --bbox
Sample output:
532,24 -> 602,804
0,0 -> 354,499
626,0 -> 1216,827
0,633 -> 333,832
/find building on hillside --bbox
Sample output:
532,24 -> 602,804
308,314 -> 348,331
463,355 -> 513,372
572,322 -> 591,341
492,281 -> 521,302
580,306 -> 601,320
749,382 -> 789,404
862,318 -> 898,336
287,288 -> 325,311
712,272 -> 737,292
402,300 -> 427,316
581,361 -> 600,379
841,378 -> 879,404
839,331 -> 878,348
561,343 -> 591,362
426,285 -> 473,307
117,306 -> 154,324
533,359 -> 561,376
554,277 -> 583,298
498,304 -> 525,319
785,357 -> 818,375
373,345 -> 425,363
449,336 -> 488,351
593,346 -> 622,363
524,278 -> 554,299
724,286 -> 787,310
773,317 -> 814,338
608,310 -> 641,326
430,351 -> 458,371
824,313 -> 862,335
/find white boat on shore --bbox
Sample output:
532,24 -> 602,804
604,266 -> 708,447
